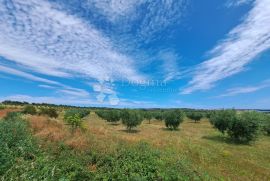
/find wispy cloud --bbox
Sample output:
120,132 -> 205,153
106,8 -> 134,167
58,89 -> 90,98
226,0 -> 254,7
182,0 -> 270,94
158,50 -> 181,82
219,79 -> 270,97
0,64 -> 61,85
0,0 -> 144,82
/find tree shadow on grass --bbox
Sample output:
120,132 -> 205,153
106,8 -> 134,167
202,135 -> 251,145
118,129 -> 141,134
108,122 -> 120,126
160,127 -> 180,131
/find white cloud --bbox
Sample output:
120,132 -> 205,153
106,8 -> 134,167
38,84 -> 55,89
0,64 -> 61,85
226,0 -> 254,7
89,0 -> 144,22
0,94 -> 96,105
158,50 -> 181,82
58,89 -> 90,97
182,0 -> 270,94
0,0 -> 144,82
91,82 -> 115,94
219,79 -> 270,97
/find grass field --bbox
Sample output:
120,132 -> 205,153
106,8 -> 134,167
85,112 -> 270,180
1,109 -> 270,180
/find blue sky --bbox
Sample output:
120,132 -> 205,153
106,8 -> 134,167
0,0 -> 270,108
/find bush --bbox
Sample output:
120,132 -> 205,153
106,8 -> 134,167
39,107 -> 58,118
22,105 -> 37,115
187,112 -> 204,123
164,110 -> 184,130
64,113 -> 83,130
121,110 -> 143,131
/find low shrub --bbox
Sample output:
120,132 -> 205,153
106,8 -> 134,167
164,110 -> 184,130
64,113 -> 83,130
121,109 -> 143,131
22,105 -> 37,115
39,107 -> 58,118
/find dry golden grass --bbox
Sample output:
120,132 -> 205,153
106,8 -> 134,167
28,115 -> 68,142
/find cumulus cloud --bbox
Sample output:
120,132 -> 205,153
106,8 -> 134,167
182,0 -> 270,94
0,0 -> 144,82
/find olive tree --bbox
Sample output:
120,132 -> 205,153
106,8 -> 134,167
164,110 -> 184,130
107,110 -> 121,124
144,112 -> 152,124
121,110 -> 143,132
210,110 -> 260,143
187,112 -> 204,123
209,110 -> 236,134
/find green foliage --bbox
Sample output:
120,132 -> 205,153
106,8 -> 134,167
64,109 -> 89,130
39,107 -> 58,118
258,114 -> 270,136
0,104 -> 5,110
94,142 -> 197,181
64,113 -> 83,129
153,111 -> 164,121
164,110 -> 185,130
143,111 -> 153,123
210,110 -> 261,143
210,110 -> 237,134
187,112 -> 204,123
227,112 -> 260,143
121,109 -> 143,131
22,105 -> 37,115
0,114 -> 36,175
3,111 -> 22,121
96,110 -> 121,124
0,114 -> 93,180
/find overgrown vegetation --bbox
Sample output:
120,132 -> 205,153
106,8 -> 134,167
22,105 -> 37,115
0,113 -> 200,180
0,104 -> 5,110
64,109 -> 90,130
39,107 -> 58,118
